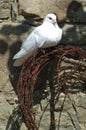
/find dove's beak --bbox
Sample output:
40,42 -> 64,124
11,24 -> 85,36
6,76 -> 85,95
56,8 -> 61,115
53,20 -> 57,26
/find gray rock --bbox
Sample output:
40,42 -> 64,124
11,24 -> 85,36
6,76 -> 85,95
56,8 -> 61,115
19,0 -> 86,23
0,0 -> 11,20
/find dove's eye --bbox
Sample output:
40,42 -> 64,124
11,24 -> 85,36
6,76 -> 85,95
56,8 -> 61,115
48,17 -> 52,20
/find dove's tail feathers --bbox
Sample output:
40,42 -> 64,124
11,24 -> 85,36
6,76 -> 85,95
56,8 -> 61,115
13,49 -> 26,59
13,57 -> 26,66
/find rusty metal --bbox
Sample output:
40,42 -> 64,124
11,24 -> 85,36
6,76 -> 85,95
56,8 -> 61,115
17,45 -> 86,130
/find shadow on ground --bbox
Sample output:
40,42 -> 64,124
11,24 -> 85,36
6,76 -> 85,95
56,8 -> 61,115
6,107 -> 23,130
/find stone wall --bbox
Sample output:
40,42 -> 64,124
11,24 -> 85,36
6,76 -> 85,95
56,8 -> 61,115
1,0 -> 86,23
0,0 -> 86,45
0,0 -> 86,130
0,0 -> 12,20
19,0 -> 86,23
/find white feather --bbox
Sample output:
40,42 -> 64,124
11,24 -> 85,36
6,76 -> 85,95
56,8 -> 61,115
13,13 -> 62,66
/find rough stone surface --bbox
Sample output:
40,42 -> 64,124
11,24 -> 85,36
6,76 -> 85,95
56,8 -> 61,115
32,91 -> 86,130
0,0 -> 11,20
19,0 -> 86,23
62,23 -> 86,46
0,0 -> 86,23
0,0 -> 86,130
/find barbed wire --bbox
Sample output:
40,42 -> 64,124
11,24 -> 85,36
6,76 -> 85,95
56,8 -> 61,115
17,45 -> 86,130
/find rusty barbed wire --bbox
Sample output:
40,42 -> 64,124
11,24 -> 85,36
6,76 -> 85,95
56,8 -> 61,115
17,45 -> 86,130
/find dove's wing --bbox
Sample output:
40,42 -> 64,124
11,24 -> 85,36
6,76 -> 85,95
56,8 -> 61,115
13,25 -> 46,66
13,31 -> 37,60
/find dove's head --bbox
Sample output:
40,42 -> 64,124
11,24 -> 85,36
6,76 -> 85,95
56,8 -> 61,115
43,13 -> 57,26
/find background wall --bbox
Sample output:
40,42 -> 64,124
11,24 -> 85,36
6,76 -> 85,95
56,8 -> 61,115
0,0 -> 86,130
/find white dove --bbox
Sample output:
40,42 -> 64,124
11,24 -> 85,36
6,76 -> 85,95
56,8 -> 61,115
13,13 -> 62,66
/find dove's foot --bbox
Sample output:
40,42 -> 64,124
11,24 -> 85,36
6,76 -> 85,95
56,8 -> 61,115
38,48 -> 45,54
